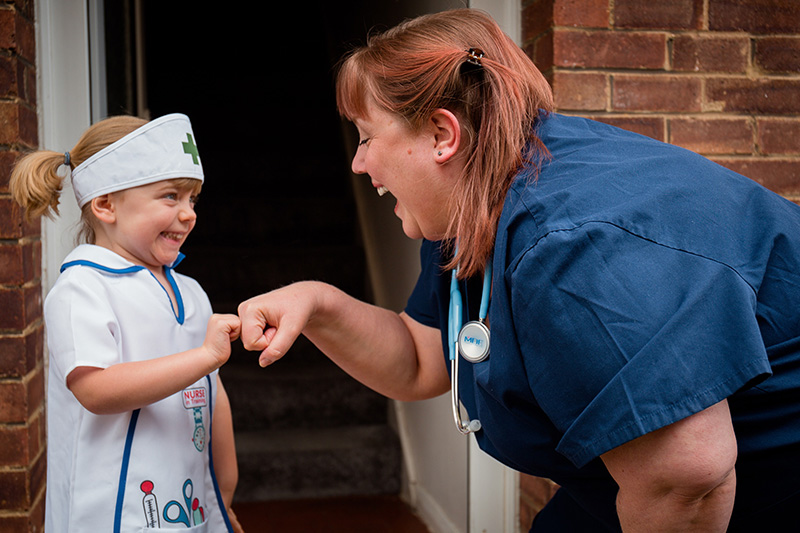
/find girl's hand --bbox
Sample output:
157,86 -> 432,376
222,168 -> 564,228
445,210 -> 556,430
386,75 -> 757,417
203,313 -> 242,367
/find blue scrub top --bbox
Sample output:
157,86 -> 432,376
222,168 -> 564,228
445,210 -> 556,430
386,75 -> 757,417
405,112 -> 800,531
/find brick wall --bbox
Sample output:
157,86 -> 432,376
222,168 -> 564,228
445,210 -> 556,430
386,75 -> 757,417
0,1 -> 46,532
519,0 -> 799,528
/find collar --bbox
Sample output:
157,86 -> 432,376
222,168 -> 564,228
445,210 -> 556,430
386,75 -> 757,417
60,244 -> 185,274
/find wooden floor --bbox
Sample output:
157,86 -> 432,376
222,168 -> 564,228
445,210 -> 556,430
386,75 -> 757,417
231,495 -> 431,533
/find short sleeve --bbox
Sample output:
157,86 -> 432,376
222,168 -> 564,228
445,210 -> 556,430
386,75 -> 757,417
511,221 -> 772,467
44,270 -> 121,383
404,239 -> 446,330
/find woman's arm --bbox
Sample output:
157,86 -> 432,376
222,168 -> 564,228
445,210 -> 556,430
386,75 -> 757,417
238,281 -> 450,401
67,314 -> 241,414
601,399 -> 738,532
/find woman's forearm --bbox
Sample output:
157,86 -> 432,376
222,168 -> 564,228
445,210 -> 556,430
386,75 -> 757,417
239,281 -> 450,401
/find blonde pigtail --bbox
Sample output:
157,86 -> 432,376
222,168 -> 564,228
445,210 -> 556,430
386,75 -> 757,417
10,150 -> 71,221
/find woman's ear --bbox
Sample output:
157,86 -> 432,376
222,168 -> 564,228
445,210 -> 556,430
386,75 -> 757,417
90,194 -> 116,224
429,108 -> 462,163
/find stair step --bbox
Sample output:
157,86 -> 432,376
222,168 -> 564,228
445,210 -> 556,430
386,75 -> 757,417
221,347 -> 389,431
234,425 -> 402,502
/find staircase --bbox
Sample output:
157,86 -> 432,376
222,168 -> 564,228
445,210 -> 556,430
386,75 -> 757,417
180,193 -> 402,503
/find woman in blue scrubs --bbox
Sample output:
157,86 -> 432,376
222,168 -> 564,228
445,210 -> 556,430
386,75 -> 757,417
239,9 -> 800,531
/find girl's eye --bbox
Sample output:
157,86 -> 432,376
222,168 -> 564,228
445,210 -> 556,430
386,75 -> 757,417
164,193 -> 178,201
190,195 -> 200,206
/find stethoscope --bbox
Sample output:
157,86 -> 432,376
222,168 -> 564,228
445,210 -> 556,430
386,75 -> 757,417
448,254 -> 492,435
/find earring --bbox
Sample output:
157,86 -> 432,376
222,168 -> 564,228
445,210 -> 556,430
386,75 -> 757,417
438,151 -> 443,156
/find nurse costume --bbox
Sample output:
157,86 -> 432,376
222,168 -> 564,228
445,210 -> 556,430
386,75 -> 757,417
45,245 -> 232,532
43,114 -> 232,532
406,112 -> 800,531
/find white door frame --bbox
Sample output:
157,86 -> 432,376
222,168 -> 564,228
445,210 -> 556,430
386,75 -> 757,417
467,3 -> 521,533
36,0 -> 94,294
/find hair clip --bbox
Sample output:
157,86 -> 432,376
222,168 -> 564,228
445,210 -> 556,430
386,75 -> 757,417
465,48 -> 485,67
64,151 -> 71,167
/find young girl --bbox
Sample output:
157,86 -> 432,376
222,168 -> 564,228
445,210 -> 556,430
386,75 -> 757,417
11,114 -> 243,532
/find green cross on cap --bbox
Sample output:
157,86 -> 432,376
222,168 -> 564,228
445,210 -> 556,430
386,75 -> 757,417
182,133 -> 200,165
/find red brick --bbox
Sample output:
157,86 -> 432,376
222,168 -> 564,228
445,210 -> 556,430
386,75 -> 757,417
613,75 -> 702,112
23,60 -> 36,106
755,37 -> 800,74
0,101 -> 38,147
0,196 -> 40,242
0,380 -> 27,423
0,241 -> 39,285
0,151 -> 20,192
0,9 -> 15,49
0,424 -> 30,466
554,0 -> 610,28
758,118 -> 800,155
554,30 -> 667,69
0,8 -> 35,63
0,470 -> 28,509
713,158 -> 800,196
27,411 -> 44,466
530,31 -> 555,73
709,0 -> 800,33
553,71 -> 608,111
707,78 -> 800,114
0,55 -> 20,97
672,35 -> 749,73
14,11 -> 35,64
588,115 -> 666,141
0,330 -> 42,378
615,0 -> 703,30
0,284 -> 41,330
670,118 -> 754,155
26,366 -> 44,417
523,0 -> 555,42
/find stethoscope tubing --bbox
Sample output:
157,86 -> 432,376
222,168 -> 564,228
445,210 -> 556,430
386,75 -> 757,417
448,256 -> 492,434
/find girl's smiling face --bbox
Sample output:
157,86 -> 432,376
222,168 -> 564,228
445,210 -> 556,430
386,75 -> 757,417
93,179 -> 200,273
350,102 -> 461,241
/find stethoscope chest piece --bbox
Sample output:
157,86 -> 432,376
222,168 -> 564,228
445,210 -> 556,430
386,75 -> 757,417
458,320 -> 490,363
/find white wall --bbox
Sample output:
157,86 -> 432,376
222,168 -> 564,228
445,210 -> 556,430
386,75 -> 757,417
36,0 -> 92,292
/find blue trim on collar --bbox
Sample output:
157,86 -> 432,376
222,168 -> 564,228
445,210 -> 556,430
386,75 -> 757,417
61,252 -> 188,324
164,264 -> 186,324
60,259 -> 145,274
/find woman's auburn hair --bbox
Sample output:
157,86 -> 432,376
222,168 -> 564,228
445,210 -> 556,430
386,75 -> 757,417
336,8 -> 553,278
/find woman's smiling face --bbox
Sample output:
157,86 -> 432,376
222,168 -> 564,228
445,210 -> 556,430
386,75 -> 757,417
350,102 -> 460,241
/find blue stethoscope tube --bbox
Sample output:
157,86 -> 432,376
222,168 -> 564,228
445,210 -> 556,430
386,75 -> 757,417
448,257 -> 492,434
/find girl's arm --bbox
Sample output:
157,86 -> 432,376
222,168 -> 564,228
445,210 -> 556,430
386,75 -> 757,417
67,314 -> 241,414
211,376 -> 238,508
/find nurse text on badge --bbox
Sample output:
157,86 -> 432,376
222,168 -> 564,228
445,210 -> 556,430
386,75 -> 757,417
182,387 -> 207,409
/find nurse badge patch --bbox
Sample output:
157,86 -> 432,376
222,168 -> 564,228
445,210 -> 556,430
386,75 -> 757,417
183,387 -> 207,452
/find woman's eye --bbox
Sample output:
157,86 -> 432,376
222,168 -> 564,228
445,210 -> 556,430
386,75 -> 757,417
358,137 -> 370,147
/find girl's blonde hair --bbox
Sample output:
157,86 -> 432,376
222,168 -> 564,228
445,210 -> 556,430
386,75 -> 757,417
336,8 -> 553,278
10,115 -> 147,244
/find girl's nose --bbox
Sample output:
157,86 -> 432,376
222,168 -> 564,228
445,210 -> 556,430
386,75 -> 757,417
179,202 -> 197,223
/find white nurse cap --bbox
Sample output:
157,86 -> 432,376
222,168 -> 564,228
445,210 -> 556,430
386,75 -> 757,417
71,113 -> 204,207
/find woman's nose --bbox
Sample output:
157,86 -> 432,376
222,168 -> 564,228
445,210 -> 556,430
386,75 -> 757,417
351,149 -> 366,174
